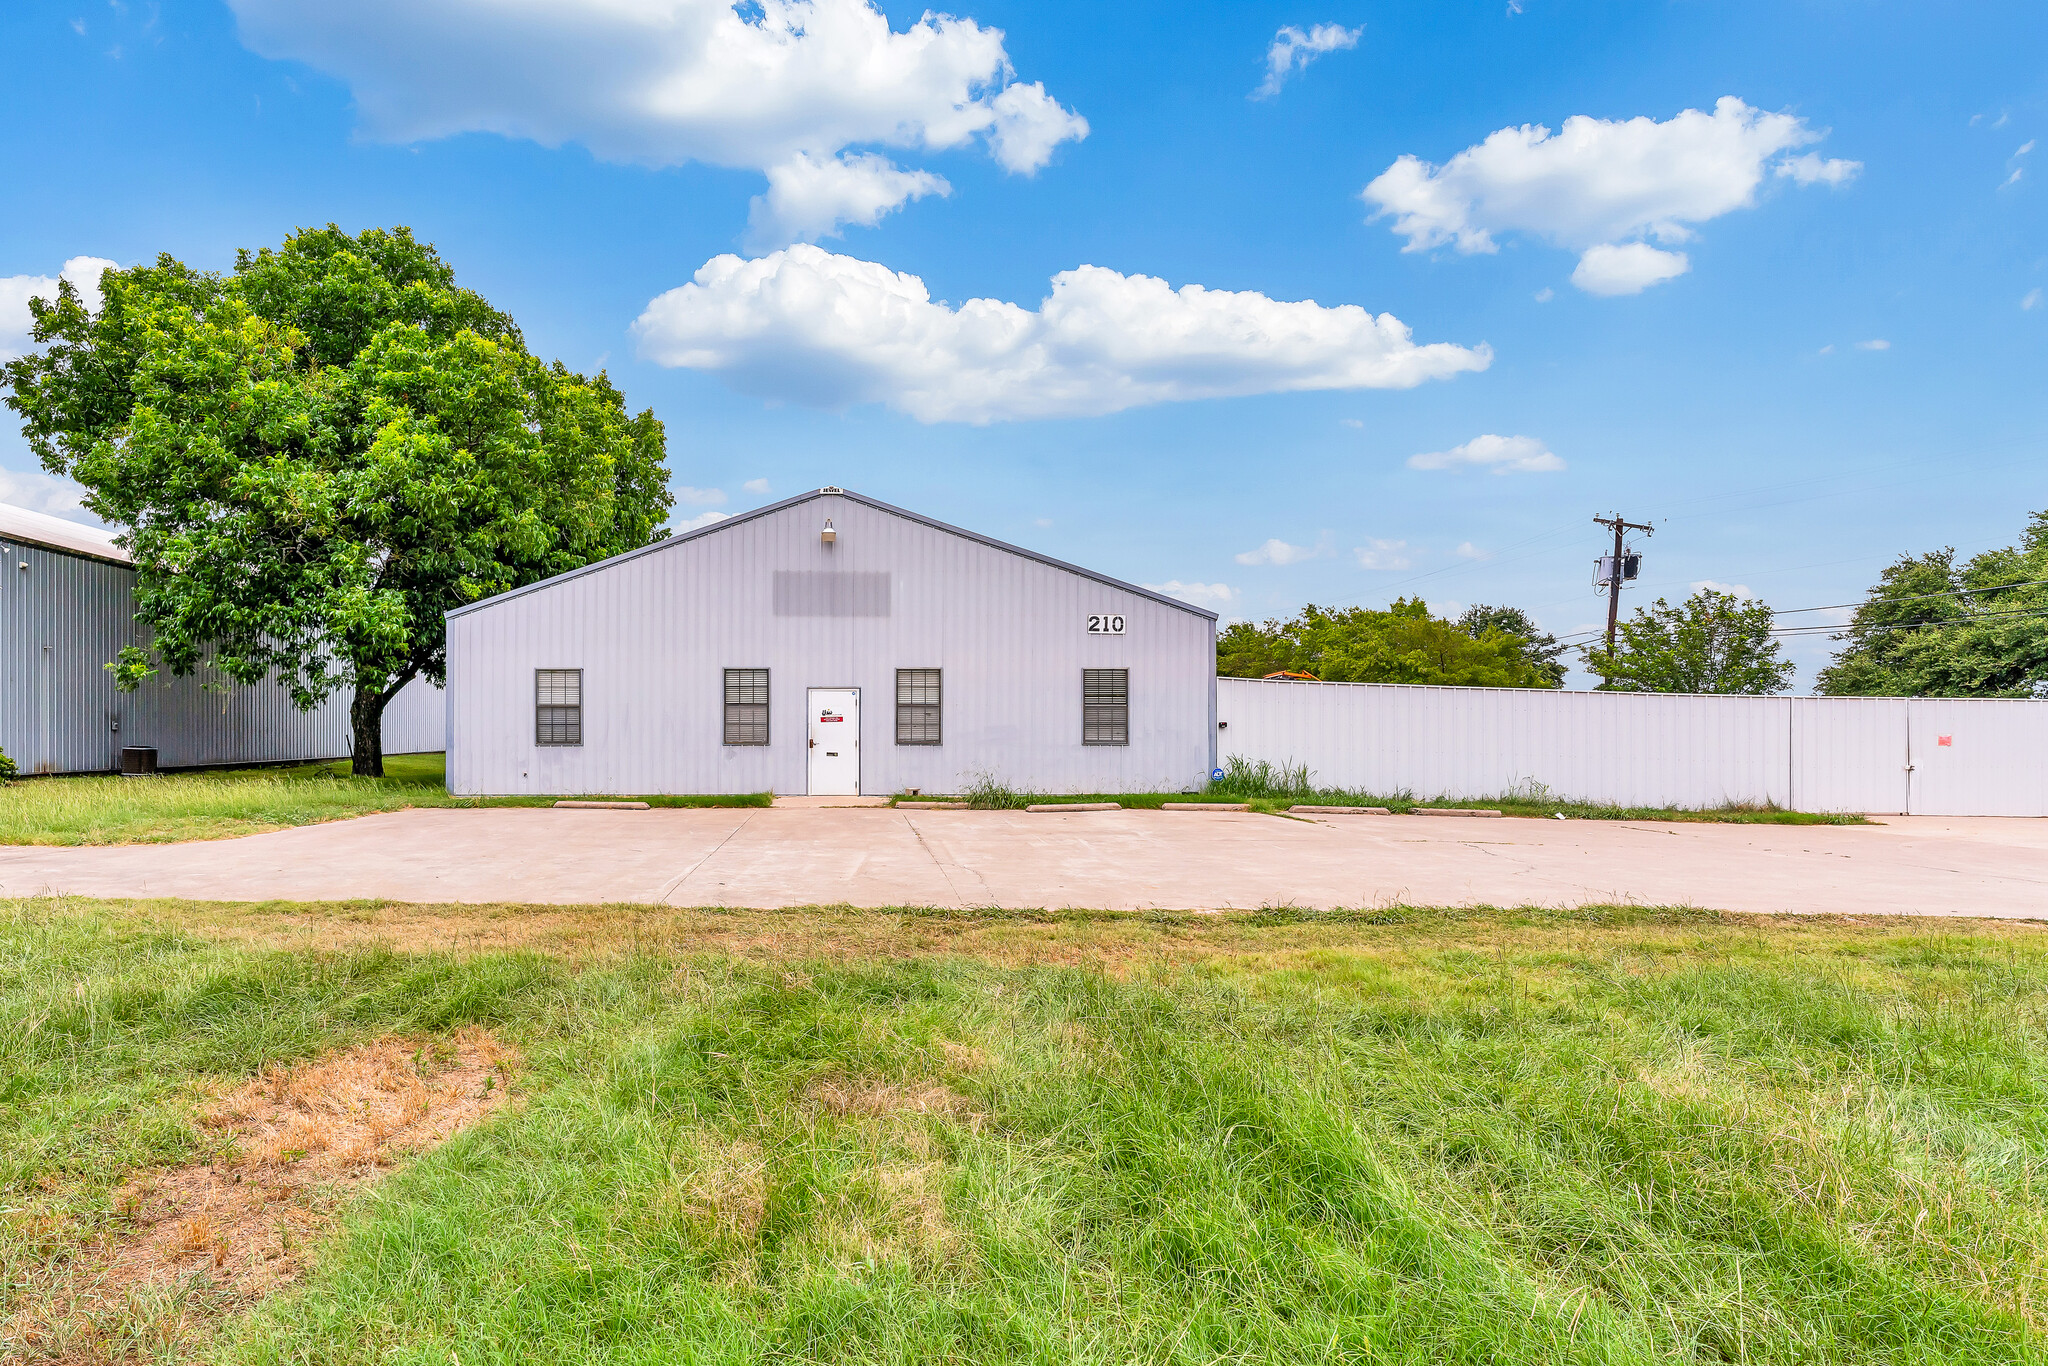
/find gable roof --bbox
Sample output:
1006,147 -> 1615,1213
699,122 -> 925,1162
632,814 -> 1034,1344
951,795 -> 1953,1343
0,502 -> 129,565
447,487 -> 1219,622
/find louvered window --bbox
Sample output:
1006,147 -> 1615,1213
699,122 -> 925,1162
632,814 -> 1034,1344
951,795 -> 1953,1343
1082,669 -> 1128,746
896,669 -> 941,745
535,669 -> 582,746
723,668 -> 770,745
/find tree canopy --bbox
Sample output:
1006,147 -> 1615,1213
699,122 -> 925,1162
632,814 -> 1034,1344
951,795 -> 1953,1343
1456,604 -> 1569,686
1,225 -> 673,773
1585,588 -> 1793,695
1816,510 -> 2048,698
1218,599 -> 1563,687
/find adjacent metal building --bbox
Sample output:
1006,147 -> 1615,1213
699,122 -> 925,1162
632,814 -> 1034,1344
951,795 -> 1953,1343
0,501 -> 441,773
445,488 -> 1219,796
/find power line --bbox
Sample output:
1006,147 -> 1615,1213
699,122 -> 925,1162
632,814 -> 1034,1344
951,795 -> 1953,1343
1767,602 -> 2048,637
1770,577 -> 2048,616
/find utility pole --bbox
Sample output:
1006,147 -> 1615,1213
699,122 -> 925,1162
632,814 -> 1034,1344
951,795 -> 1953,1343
1593,514 -> 1654,656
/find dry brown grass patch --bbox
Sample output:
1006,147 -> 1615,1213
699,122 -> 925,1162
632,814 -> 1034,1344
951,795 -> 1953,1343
8,1029 -> 516,1362
793,1160 -> 961,1272
679,1138 -> 771,1251
805,1076 -> 980,1123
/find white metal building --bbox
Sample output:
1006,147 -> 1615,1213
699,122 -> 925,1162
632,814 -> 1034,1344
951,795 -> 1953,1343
0,501 -> 442,774
444,488 -> 1220,796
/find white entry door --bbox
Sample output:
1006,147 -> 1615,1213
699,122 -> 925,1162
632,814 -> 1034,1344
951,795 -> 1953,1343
807,688 -> 861,795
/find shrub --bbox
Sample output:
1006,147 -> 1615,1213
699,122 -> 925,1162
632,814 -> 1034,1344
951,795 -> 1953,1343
0,747 -> 15,783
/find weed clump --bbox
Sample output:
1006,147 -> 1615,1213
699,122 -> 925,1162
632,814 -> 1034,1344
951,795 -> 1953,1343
960,772 -> 1034,810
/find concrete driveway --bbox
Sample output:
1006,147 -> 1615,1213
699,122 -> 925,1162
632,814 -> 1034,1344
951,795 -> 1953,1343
0,805 -> 2044,917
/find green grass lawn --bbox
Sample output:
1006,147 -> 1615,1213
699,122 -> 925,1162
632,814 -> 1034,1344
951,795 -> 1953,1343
0,753 -> 769,846
5,896 -> 2045,1363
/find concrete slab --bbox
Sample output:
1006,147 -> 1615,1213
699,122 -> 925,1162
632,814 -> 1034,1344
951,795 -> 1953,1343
771,795 -> 891,809
0,807 -> 2045,918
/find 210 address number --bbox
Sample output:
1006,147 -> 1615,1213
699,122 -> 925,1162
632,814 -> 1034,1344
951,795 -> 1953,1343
1086,614 -> 1127,635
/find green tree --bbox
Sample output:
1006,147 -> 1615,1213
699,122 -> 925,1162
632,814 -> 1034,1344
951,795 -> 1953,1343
1457,603 -> 1569,686
1218,599 -> 1560,687
1585,588 -> 1794,694
2,225 -> 673,774
1816,512 -> 2048,698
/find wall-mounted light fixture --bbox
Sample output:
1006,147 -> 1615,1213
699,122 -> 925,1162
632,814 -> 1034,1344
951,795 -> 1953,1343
821,518 -> 837,545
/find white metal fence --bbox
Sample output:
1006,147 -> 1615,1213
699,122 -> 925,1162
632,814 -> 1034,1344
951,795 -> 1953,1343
1216,678 -> 2048,816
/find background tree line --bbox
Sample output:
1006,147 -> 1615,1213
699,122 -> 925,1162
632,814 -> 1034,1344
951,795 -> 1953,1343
1219,507 -> 2048,698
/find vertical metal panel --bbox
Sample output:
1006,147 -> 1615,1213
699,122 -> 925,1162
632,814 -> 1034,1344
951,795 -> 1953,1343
1217,678 -> 2048,814
1217,677 -> 1791,807
1907,698 -> 2048,816
380,679 -> 446,755
1,532 -> 449,773
1790,697 -> 1908,813
446,495 -> 1217,796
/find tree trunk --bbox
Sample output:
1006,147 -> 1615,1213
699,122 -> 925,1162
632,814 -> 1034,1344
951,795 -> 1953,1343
350,681 -> 388,778
349,666 -> 421,778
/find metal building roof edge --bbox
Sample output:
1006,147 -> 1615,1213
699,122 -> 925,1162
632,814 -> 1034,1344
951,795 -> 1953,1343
445,487 -> 1221,623
0,502 -> 130,566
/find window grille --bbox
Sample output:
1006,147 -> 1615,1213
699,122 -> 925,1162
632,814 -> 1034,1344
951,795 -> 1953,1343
896,669 -> 942,745
724,668 -> 770,745
535,669 -> 582,746
1082,668 -> 1128,746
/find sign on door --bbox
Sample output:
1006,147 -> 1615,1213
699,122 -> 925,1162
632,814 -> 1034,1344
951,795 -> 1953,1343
807,688 -> 860,795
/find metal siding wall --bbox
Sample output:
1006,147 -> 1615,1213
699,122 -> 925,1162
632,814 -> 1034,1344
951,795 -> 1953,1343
380,679 -> 446,754
1907,699 -> 2048,816
2,536 -> 449,773
446,496 -> 1216,796
1218,678 -> 2048,814
1791,697 -> 1908,814
2,537 -> 136,773
1216,680 -> 1789,807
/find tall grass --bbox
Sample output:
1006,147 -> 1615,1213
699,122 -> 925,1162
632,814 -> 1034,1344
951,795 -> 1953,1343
959,771 -> 1035,810
1204,754 -> 1865,823
5,897 -> 2046,1362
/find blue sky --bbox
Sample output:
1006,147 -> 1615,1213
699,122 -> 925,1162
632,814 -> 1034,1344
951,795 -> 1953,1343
2,0 -> 2044,686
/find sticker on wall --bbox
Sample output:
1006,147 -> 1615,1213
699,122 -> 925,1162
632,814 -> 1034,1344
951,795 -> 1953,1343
1937,735 -> 1953,747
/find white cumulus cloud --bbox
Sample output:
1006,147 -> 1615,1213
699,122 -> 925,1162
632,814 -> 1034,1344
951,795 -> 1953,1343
0,256 -> 118,360
0,467 -> 96,520
1856,338 -> 1890,351
743,478 -> 773,494
2024,288 -> 2042,312
1775,152 -> 1861,187
225,0 -> 1086,245
1363,97 -> 1854,295
1254,23 -> 1361,100
632,245 -> 1490,424
748,152 -> 950,249
673,509 -> 731,532
1144,580 -> 1236,609
1235,538 -> 1319,566
1691,579 -> 1756,600
1455,541 -> 1489,560
1571,242 -> 1690,296
674,485 -> 728,506
1353,539 -> 1411,570
1407,433 -> 1563,474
